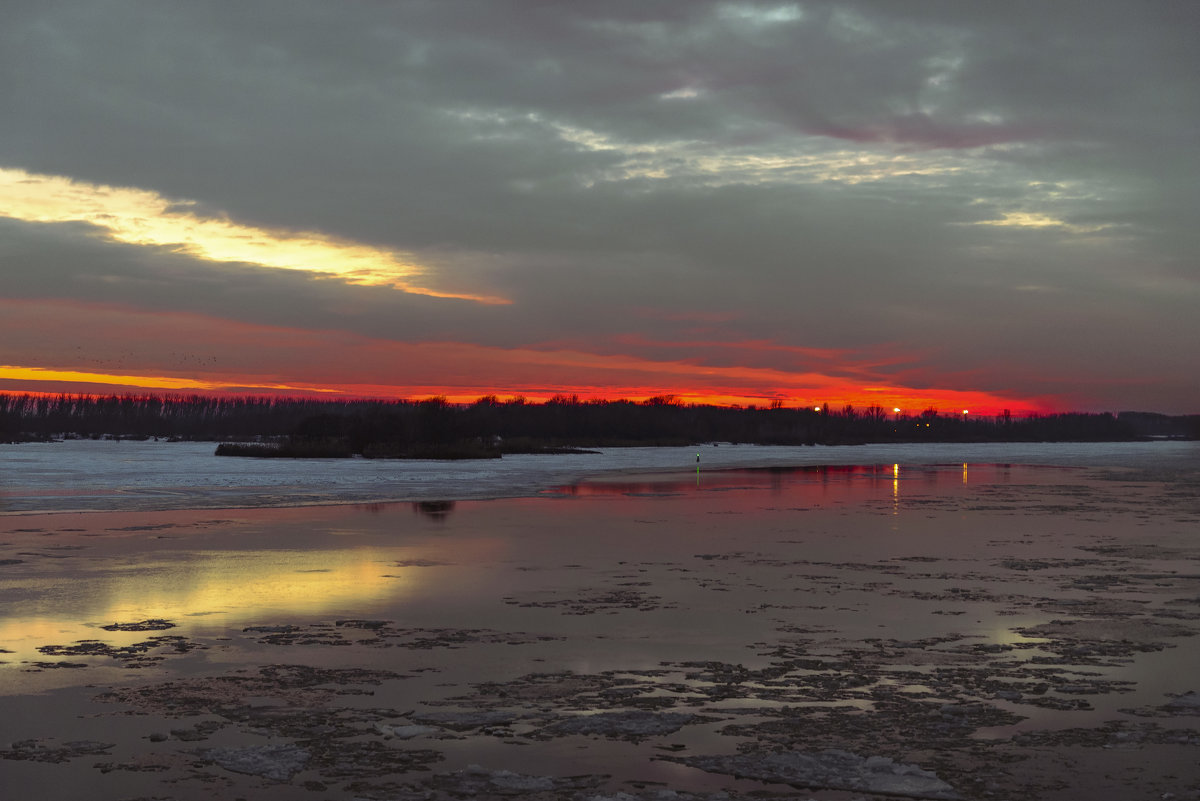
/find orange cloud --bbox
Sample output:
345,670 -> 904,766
0,299 -> 1048,415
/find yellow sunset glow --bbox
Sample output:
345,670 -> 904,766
0,354 -> 1032,415
977,212 -> 1064,227
98,548 -> 403,621
1,365 -> 218,390
0,547 -> 413,667
970,211 -> 1106,234
0,364 -> 339,393
0,167 -> 507,304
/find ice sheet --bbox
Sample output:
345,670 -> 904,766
2,439 -> 1197,514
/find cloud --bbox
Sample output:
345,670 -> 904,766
0,167 -> 505,303
0,297 -> 1037,412
0,1 -> 1196,412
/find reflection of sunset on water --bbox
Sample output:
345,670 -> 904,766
548,463 -> 1016,518
0,546 -> 416,668
893,463 -> 900,515
106,547 -> 407,620
0,451 -> 1196,801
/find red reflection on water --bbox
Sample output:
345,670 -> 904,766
544,463 -> 1046,511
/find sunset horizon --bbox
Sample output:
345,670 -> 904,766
2,2 -> 1196,419
3,5 -> 1198,796
0,360 -> 1067,419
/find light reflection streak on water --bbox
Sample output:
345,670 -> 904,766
0,546 -> 414,667
893,463 -> 900,514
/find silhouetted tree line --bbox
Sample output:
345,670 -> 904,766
2,393 -> 1195,456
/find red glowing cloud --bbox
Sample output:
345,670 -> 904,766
0,299 -> 1051,416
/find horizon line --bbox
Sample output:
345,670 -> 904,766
1,389 -> 1192,419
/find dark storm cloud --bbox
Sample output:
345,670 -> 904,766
1,1 -> 1196,409
8,1 -> 1193,241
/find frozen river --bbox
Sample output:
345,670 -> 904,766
2,438 -> 1197,514
3,438 -> 1200,798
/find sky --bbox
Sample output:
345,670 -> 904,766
1,1 -> 1197,415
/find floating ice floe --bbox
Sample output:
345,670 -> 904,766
1166,691 -> 1200,710
429,764 -> 606,796
0,739 -> 115,763
668,748 -> 960,800
201,743 -> 310,781
411,709 -> 522,730
583,791 -> 744,801
374,722 -> 440,739
543,710 -> 697,739
100,619 -> 176,631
